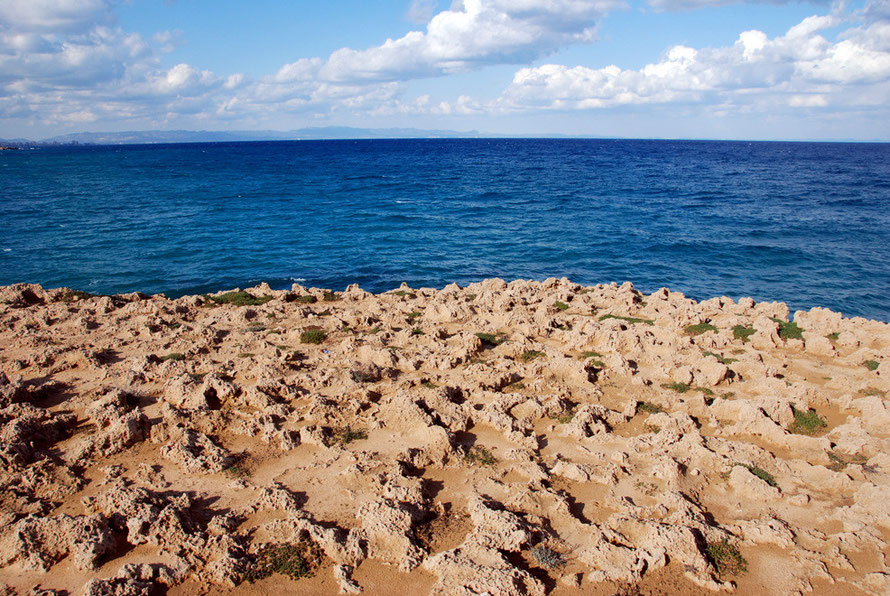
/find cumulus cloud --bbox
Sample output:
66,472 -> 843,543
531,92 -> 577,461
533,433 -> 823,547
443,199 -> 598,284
319,0 -> 623,82
646,0 -> 830,13
407,0 -> 439,23
497,13 -> 890,111
0,0 -> 114,33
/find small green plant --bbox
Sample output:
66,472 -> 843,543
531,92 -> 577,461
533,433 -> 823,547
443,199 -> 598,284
190,372 -> 207,382
350,369 -> 378,383
705,539 -> 747,576
661,382 -> 690,394
638,401 -> 664,414
599,314 -> 654,325
224,463 -> 250,478
421,380 -> 439,389
736,463 -> 777,487
406,311 -> 422,321
552,412 -> 574,424
826,332 -> 840,341
410,328 -> 425,336
243,542 -> 324,583
300,329 -> 327,344
475,332 -> 506,346
392,290 -> 415,298
703,351 -> 737,365
554,301 -> 569,311
827,451 -> 868,472
210,291 -> 273,307
295,294 -> 317,304
238,352 -> 255,359
503,382 -> 526,392
732,325 -> 755,342
466,293 -> 477,301
859,387 -> 886,397
520,350 -> 544,363
863,360 -> 880,371
685,322 -> 718,336
634,480 -> 658,496
160,352 -> 185,362
367,327 -> 382,334
336,426 -> 368,444
770,317 -> 803,340
465,446 -> 497,466
529,545 -> 566,570
578,350 -> 603,360
323,291 -> 339,302
788,406 -> 827,435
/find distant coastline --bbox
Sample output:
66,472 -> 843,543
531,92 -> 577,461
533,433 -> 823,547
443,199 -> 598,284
3,127 -> 889,147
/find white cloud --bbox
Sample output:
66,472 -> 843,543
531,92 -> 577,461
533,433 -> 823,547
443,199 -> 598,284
407,0 -> 439,23
319,0 -> 624,83
0,0 -> 114,33
497,13 -> 890,112
646,0 -> 830,13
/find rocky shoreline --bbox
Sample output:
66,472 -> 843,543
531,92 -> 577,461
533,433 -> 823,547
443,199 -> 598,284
0,278 -> 887,595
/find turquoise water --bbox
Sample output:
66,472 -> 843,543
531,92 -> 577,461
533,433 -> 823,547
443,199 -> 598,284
1,139 -> 889,320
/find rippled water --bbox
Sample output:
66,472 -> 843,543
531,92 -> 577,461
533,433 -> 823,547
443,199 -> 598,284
1,139 -> 889,320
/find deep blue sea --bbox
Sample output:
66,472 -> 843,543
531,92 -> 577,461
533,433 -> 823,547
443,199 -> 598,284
1,139 -> 889,321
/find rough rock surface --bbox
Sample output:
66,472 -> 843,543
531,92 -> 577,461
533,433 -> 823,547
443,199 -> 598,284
0,279 -> 887,594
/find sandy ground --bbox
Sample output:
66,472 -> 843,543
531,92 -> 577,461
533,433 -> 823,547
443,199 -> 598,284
0,278 -> 888,595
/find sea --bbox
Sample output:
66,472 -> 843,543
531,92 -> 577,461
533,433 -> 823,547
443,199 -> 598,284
1,138 -> 889,321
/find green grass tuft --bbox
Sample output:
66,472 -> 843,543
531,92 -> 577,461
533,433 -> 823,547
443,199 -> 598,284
638,401 -> 664,414
554,301 -> 569,311
243,542 -> 324,583
770,317 -> 803,340
336,426 -> 368,444
300,329 -> 327,344
520,350 -> 544,363
160,352 -> 185,362
685,322 -> 718,336
578,350 -> 603,360
703,351 -> 738,365
732,325 -> 755,342
705,539 -> 748,576
736,463 -> 777,487
826,332 -> 840,341
210,291 -> 272,307
529,545 -> 567,570
661,382 -> 690,394
475,332 -> 507,346
465,445 -> 497,466
391,290 -> 415,298
863,360 -> 880,371
322,291 -> 339,302
788,406 -> 827,435
421,380 -> 439,389
599,314 -> 654,325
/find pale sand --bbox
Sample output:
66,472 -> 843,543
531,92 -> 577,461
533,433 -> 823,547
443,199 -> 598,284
0,278 -> 887,595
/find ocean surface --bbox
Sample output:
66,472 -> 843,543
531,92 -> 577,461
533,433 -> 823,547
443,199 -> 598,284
1,139 -> 889,321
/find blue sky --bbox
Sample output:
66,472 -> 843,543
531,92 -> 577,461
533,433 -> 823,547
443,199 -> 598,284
1,0 -> 889,140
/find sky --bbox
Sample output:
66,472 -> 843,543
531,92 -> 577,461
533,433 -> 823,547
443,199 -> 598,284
1,0 -> 890,140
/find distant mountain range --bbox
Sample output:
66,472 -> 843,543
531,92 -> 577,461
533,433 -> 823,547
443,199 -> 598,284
0,126 -> 533,146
